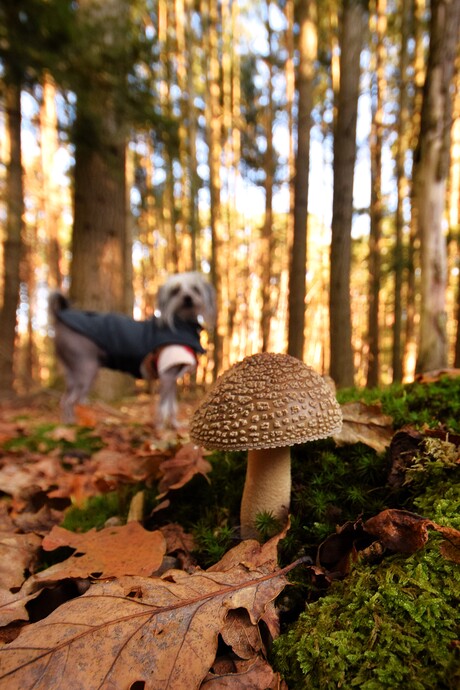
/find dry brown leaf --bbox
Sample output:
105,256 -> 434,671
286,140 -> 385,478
93,447 -> 165,484
160,523 -> 196,555
201,657 -> 286,688
0,536 -> 298,690
0,588 -> 43,627
333,401 -> 393,453
435,525 -> 460,564
0,532 -> 42,591
414,368 -> 460,383
25,522 -> 166,588
363,509 -> 433,553
157,442 -> 212,497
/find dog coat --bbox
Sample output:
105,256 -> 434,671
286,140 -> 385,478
56,309 -> 205,378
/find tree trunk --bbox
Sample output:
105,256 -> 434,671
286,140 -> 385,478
287,0 -> 317,360
367,0 -> 386,388
414,0 -> 460,374
0,81 -> 24,394
392,0 -> 411,383
204,0 -> 226,377
70,0 -> 132,402
261,0 -> 276,353
329,0 -> 367,388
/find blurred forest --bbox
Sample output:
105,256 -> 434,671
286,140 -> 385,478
0,0 -> 459,398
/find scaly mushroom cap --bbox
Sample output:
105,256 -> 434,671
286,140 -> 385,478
190,352 -> 343,450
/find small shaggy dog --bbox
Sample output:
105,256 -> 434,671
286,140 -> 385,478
49,272 -> 216,428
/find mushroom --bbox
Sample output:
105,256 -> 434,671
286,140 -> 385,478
190,352 -> 343,539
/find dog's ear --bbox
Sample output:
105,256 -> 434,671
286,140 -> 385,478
202,280 -> 217,328
156,283 -> 174,328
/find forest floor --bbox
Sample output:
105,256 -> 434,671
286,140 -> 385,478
0,377 -> 459,689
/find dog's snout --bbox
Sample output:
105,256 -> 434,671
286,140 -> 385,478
182,294 -> 194,307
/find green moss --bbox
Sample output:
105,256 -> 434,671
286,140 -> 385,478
61,491 -> 129,532
273,535 -> 459,689
338,376 -> 460,433
2,423 -> 104,455
272,453 -> 460,689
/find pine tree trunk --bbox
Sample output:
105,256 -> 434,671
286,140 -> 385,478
287,0 -> 317,361
392,0 -> 411,383
0,81 -> 24,394
204,0 -> 226,376
329,0 -> 367,387
70,0 -> 132,402
367,0 -> 386,388
414,0 -> 460,373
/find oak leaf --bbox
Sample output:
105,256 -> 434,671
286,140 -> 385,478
0,532 -> 42,591
0,534 -> 296,690
25,522 -> 166,588
157,443 -> 212,497
333,401 -> 393,453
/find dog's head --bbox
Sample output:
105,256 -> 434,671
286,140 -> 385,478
157,272 -> 216,330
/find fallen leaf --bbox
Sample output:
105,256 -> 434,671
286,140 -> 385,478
414,368 -> 460,383
157,442 -> 212,497
435,525 -> 460,564
25,522 -> 166,587
363,509 -> 433,553
333,401 -> 393,453
0,532 -> 42,591
201,657 -> 286,688
0,535 -> 300,690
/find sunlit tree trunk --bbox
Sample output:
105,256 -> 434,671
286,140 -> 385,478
261,1 -> 276,353
366,0 -> 386,388
329,0 -> 368,388
0,81 -> 24,394
287,0 -> 317,361
40,77 -> 62,289
404,0 -> 427,378
414,0 -> 460,374
204,0 -> 226,376
392,0 -> 411,382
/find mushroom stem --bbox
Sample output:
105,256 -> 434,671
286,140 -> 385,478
240,446 -> 291,540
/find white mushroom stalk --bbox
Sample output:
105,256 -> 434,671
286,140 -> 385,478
240,447 -> 292,539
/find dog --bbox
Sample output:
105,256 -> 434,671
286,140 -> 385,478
49,272 -> 216,429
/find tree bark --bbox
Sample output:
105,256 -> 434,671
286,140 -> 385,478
392,0 -> 411,383
0,81 -> 24,394
287,0 -> 317,360
70,0 -> 133,401
329,0 -> 367,387
414,0 -> 460,374
367,0 -> 386,388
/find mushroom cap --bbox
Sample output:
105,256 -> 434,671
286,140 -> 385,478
190,352 -> 343,451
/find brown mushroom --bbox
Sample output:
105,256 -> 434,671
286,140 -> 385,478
190,352 -> 343,539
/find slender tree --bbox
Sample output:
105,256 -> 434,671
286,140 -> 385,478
414,0 -> 460,373
392,0 -> 412,382
329,0 -> 368,387
366,0 -> 387,388
0,80 -> 24,394
287,0 -> 317,360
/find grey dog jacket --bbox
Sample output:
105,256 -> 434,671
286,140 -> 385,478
55,308 -> 205,378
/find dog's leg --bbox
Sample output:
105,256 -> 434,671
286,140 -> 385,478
157,364 -> 195,430
156,367 -> 180,430
60,360 -> 100,423
54,325 -> 102,423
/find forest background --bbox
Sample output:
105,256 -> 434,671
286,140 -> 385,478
0,0 -> 460,404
